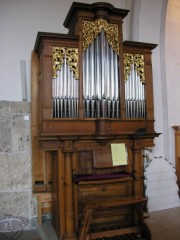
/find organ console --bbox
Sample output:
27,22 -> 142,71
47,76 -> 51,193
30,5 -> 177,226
31,2 -> 159,240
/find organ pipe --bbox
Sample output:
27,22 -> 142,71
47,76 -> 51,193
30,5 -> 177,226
125,63 -> 146,119
52,48 -> 79,118
83,30 -> 120,118
52,33 -> 147,120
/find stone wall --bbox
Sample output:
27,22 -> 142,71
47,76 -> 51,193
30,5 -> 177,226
0,101 -> 36,220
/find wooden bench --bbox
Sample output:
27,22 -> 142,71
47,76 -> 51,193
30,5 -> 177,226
37,193 -> 53,224
79,196 -> 150,240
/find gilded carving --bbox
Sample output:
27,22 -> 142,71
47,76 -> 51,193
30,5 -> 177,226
124,53 -> 134,81
134,54 -> 145,82
66,48 -> 79,80
124,53 -> 145,82
52,47 -> 79,79
82,19 -> 119,54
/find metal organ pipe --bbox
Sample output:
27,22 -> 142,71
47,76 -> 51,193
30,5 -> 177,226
83,30 -> 120,118
125,64 -> 146,119
101,30 -> 106,99
53,55 -> 79,118
114,52 -> 119,118
94,36 -> 101,118
53,30 -> 121,119
52,46 -> 146,120
52,76 -> 57,118
90,40 -> 95,118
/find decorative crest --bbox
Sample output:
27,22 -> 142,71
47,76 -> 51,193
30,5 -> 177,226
82,19 -> 119,54
52,47 -> 79,79
124,53 -> 145,82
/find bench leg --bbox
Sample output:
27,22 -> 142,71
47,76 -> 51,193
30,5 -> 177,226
38,202 -> 42,224
79,209 -> 93,240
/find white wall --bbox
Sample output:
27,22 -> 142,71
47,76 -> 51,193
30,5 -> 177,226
139,0 -> 167,159
127,0 -> 167,159
166,0 -> 180,165
0,0 -> 127,101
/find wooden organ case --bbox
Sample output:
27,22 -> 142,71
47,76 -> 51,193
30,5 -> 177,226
31,2 -> 159,240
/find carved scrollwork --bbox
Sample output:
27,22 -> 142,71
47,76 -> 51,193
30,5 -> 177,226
66,48 -> 79,80
52,47 -> 65,78
124,53 -> 134,81
82,19 -> 119,55
52,47 -> 79,79
124,53 -> 145,82
134,54 -> 145,82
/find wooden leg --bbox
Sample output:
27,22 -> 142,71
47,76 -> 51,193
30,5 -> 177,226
79,209 -> 93,240
38,201 -> 42,224
37,193 -> 52,225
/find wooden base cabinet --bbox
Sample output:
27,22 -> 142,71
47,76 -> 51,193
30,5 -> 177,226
39,138 -> 156,240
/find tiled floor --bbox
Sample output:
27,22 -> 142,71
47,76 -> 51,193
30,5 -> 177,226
38,207 -> 180,240
145,206 -> 180,240
1,207 -> 180,240
0,229 -> 42,240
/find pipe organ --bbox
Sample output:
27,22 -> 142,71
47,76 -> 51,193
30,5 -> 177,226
31,2 -> 159,240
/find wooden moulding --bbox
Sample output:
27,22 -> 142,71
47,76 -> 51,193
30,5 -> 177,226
40,118 -> 155,137
63,2 -> 129,34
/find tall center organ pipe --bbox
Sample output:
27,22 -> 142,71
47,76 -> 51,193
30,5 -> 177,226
83,30 -> 120,118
